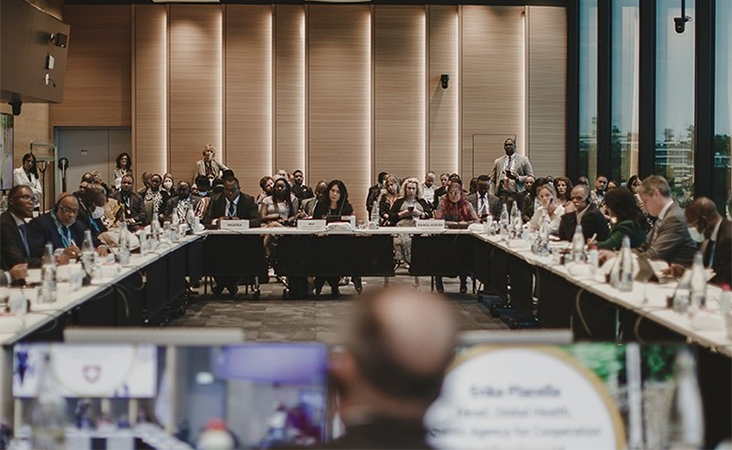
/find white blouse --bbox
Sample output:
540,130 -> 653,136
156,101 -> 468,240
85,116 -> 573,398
13,168 -> 42,198
528,203 -> 564,235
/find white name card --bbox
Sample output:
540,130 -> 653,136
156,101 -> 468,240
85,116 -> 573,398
297,219 -> 327,231
219,219 -> 250,231
416,219 -> 445,231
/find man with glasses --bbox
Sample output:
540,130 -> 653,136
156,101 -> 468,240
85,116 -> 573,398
1,185 -> 41,270
558,184 -> 610,242
490,138 -> 534,202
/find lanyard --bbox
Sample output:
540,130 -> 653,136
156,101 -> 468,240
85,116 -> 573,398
51,211 -> 74,248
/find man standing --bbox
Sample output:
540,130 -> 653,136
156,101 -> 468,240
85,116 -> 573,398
291,169 -> 314,201
683,197 -> 730,285
328,287 -> 457,449
490,138 -> 534,200
113,174 -> 146,230
558,184 -> 610,242
422,172 -> 437,204
1,185 -> 41,270
466,175 -> 500,221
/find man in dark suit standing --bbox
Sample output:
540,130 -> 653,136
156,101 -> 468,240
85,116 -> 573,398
202,177 -> 260,227
466,175 -> 500,221
327,287 -> 457,449
113,174 -> 146,230
1,185 -> 41,270
684,197 -> 731,286
558,184 -> 610,242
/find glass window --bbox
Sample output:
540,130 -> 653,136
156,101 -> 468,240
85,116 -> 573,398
655,0 -> 695,207
715,0 -> 732,217
579,0 -> 598,184
611,0 -> 639,185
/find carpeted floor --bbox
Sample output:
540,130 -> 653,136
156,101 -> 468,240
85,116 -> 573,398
168,271 -> 509,343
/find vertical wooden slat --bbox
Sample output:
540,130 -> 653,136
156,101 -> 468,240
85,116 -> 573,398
461,6 -> 523,178
373,5 -> 425,180
274,5 -> 306,179
169,5 -> 221,183
225,5 -> 272,195
528,6 -> 567,178
308,5 -> 371,218
428,5 -> 459,176
134,4 -> 167,180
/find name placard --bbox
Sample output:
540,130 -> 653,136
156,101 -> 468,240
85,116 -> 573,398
416,219 -> 445,231
297,219 -> 327,231
219,219 -> 250,231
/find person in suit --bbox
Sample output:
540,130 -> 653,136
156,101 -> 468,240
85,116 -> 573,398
558,184 -> 610,242
301,180 -> 328,218
366,171 -> 389,216
139,173 -> 170,225
113,174 -> 146,230
193,144 -> 229,181
12,153 -> 42,203
290,169 -> 314,201
465,175 -> 501,221
1,185 -> 41,270
490,137 -> 534,200
162,180 -> 201,224
682,197 -> 731,286
0,264 -> 27,286
202,177 -> 261,228
77,186 -> 108,241
327,286 -> 457,449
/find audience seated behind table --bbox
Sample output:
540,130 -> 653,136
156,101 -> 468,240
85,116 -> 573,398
1,185 -> 42,270
433,173 -> 461,210
466,175 -> 501,222
378,175 -> 401,227
27,193 -> 108,265
389,178 -> 433,270
366,171 -> 389,216
260,177 -> 300,227
12,153 -> 42,204
518,175 -> 537,223
558,184 -> 610,243
256,176 -> 275,205
301,180 -> 328,218
193,175 -> 214,218
113,152 -> 132,191
595,187 -> 648,250
77,186 -> 109,241
553,176 -> 574,209
422,171 -> 437,205
113,174 -> 146,231
291,169 -> 315,201
161,172 -> 175,198
527,183 -> 565,236
162,180 -> 201,225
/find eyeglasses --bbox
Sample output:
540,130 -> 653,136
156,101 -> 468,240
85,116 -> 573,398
11,194 -> 37,202
59,204 -> 79,215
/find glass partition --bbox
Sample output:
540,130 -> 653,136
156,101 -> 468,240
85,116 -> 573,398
579,0 -> 599,184
715,0 -> 732,217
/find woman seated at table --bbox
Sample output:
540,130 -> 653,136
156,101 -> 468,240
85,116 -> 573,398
528,184 -> 564,235
596,187 -> 647,250
389,177 -> 433,270
312,180 -> 358,296
433,181 -> 479,293
378,174 -> 401,226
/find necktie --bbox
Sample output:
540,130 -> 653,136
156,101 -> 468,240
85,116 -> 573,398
479,195 -> 486,216
18,223 -> 30,257
704,240 -> 716,267
228,202 -> 235,218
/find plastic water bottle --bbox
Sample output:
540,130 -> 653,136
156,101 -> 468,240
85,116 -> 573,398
30,354 -> 67,450
39,243 -> 57,304
689,251 -> 707,313
118,221 -> 131,266
571,224 -> 586,264
81,229 -> 96,277
665,349 -> 704,449
535,209 -> 550,256
618,235 -> 634,292
370,200 -> 380,229
499,203 -> 509,240
673,273 -> 691,313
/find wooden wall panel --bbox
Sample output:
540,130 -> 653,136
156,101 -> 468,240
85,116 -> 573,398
134,5 -> 167,181
461,6 -> 523,178
274,5 -> 306,179
308,5 -> 371,218
50,5 -> 131,127
225,5 -> 272,195
527,6 -> 566,178
374,6 -> 425,180
169,5 -> 221,183
428,5 -> 459,176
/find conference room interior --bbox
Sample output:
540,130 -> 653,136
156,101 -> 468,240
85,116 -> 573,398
1,0 -> 731,448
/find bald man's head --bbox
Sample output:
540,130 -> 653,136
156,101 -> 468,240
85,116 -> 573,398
685,197 -> 721,239
343,287 -> 457,405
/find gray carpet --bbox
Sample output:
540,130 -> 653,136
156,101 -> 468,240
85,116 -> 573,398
168,272 -> 509,343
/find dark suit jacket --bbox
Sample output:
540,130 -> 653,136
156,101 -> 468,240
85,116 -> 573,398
113,191 -> 146,226
1,211 -> 42,270
292,183 -> 314,200
27,214 -> 93,259
202,192 -> 261,227
710,218 -> 732,286
558,204 -> 610,242
466,192 -> 500,219
162,195 -> 202,223
636,202 -> 697,266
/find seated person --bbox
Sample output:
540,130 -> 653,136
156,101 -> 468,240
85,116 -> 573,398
554,176 -> 574,208
77,186 -> 109,240
433,181 -> 479,294
1,185 -> 41,270
203,177 -> 261,227
300,180 -> 328,218
466,175 -> 501,221
527,183 -> 564,235
389,178 -> 433,272
260,177 -> 300,227
28,193 -> 107,264
596,187 -> 648,250
558,184 -> 609,242
291,169 -> 314,200
256,176 -> 274,205
113,174 -> 146,231
366,171 -> 389,216
378,175 -> 401,226
193,175 -> 213,218
140,173 -> 170,224
163,180 -> 201,224
312,180 -> 356,296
